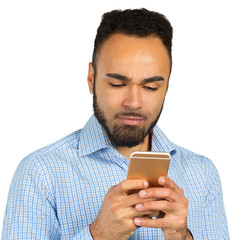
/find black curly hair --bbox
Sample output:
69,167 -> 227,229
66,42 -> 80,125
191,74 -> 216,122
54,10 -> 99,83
92,8 -> 173,74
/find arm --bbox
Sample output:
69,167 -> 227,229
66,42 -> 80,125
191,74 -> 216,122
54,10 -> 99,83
201,158 -> 230,240
1,157 -> 93,240
1,158 -> 60,239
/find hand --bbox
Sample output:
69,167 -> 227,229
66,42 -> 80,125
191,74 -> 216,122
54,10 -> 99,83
89,179 -> 156,240
133,177 -> 193,240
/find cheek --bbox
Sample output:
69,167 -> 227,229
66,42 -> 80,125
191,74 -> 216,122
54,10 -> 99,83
142,91 -> 166,112
96,88 -> 121,112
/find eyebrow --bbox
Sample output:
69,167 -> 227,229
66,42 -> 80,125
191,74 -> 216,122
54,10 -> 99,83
106,73 -> 164,83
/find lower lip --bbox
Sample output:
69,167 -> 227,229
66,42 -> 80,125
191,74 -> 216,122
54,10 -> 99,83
117,117 -> 144,125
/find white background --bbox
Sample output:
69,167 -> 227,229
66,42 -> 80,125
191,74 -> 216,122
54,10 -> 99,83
0,0 -> 233,238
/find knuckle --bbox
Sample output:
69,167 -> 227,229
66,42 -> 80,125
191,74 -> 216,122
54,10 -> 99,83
106,188 -> 112,197
110,202 -> 121,214
147,201 -> 155,210
127,222 -> 136,234
184,197 -> 189,207
179,207 -> 188,217
179,188 -> 184,195
170,179 -> 175,186
177,218 -> 187,228
164,188 -> 172,198
155,220 -> 164,228
105,193 -> 113,203
119,181 -> 128,193
119,181 -> 125,190
107,185 -> 116,194
145,189 -> 153,197
164,201 -> 172,210
144,218 -> 150,226
183,208 -> 189,217
128,220 -> 135,228
110,204 -> 116,213
108,195 -> 114,205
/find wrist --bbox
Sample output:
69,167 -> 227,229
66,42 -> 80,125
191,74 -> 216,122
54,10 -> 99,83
89,222 -> 104,240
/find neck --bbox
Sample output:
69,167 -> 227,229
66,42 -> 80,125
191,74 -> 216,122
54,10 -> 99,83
116,134 -> 151,160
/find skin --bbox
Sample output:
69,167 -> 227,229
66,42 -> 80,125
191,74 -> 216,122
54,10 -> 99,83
89,34 -> 170,159
87,33 -> 193,240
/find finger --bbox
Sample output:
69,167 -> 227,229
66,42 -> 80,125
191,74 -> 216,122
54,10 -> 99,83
134,205 -> 161,218
118,179 -> 149,194
128,205 -> 160,219
135,200 -> 172,213
138,187 -> 181,202
158,177 -> 184,195
134,214 -> 188,229
135,199 -> 189,221
124,193 -> 158,208
134,217 -> 167,228
130,209 -> 155,218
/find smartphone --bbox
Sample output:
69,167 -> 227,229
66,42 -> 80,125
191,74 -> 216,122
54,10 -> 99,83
127,151 -> 171,188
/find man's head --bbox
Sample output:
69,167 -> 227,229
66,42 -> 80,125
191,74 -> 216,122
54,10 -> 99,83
92,8 -> 173,75
87,9 -> 173,148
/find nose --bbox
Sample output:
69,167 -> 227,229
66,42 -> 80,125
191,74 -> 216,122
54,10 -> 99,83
122,86 -> 143,110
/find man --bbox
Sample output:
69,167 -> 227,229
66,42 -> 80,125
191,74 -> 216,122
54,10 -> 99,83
2,8 -> 229,240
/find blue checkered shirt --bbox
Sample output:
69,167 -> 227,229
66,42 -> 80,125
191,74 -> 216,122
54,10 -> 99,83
2,115 -> 230,239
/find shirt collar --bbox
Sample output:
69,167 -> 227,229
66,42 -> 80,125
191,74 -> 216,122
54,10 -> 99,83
78,114 -> 176,157
151,125 -> 176,155
78,115 -> 112,157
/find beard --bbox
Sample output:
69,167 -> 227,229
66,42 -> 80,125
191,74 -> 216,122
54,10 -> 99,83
93,89 -> 164,148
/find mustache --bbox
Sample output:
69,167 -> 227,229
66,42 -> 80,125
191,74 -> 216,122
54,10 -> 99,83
115,111 -> 147,120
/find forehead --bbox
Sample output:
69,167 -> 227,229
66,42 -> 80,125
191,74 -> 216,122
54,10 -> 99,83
96,33 -> 171,78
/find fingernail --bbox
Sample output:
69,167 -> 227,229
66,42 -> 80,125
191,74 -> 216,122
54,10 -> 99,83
159,177 -> 166,184
135,204 -> 143,209
139,190 -> 147,197
144,181 -> 149,188
134,218 -> 141,226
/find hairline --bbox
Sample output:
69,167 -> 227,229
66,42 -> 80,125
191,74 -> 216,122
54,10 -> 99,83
92,32 -> 172,78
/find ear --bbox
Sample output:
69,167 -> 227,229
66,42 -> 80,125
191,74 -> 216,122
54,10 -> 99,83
87,62 -> 95,94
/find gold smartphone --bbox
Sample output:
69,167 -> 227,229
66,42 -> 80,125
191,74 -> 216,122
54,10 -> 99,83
127,151 -> 171,217
127,151 -> 171,188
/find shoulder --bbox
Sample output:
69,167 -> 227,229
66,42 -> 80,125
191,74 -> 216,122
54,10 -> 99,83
26,129 -> 82,159
172,143 -> 221,187
13,129 -> 82,181
153,125 -> 219,178
173,142 -> 214,168
169,143 -> 224,205
9,129 -> 82,201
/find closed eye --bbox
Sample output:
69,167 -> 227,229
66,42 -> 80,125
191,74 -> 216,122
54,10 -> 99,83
143,86 -> 158,91
109,83 -> 126,88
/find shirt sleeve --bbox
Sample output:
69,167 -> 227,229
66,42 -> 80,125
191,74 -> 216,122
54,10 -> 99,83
1,157 -> 94,240
201,157 -> 230,240
70,226 -> 94,240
